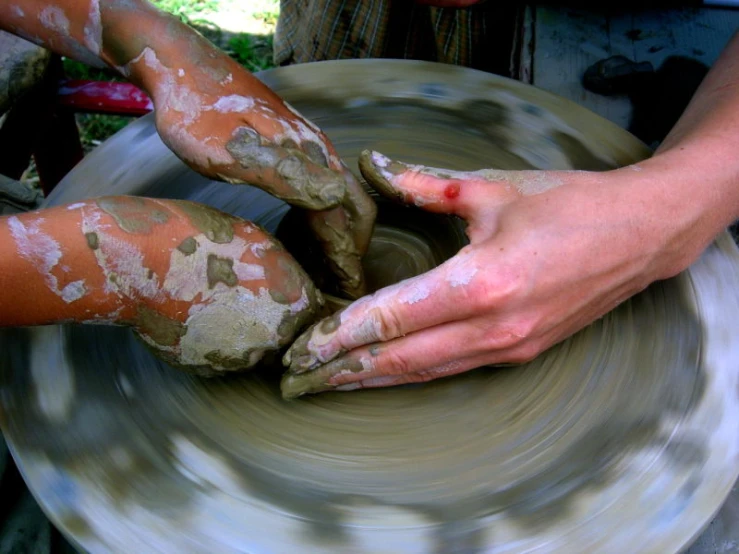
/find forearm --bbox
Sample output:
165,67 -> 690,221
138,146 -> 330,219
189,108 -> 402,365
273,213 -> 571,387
0,0 -> 161,71
0,202 -> 139,326
646,32 -> 739,231
0,0 -> 273,103
603,32 -> 739,277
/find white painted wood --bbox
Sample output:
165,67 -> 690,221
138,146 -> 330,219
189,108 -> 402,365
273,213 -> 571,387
530,7 -> 739,130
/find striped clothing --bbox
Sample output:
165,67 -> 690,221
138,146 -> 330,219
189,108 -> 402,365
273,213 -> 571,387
274,0 -> 518,74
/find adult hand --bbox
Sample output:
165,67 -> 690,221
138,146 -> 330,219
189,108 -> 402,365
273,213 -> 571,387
279,149 -> 711,398
0,197 -> 321,376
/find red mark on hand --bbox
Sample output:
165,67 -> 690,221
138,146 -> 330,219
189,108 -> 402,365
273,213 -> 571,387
444,182 -> 461,199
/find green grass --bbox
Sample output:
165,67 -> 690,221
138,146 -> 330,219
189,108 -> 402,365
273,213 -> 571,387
226,33 -> 274,72
63,0 -> 278,148
150,0 -> 218,23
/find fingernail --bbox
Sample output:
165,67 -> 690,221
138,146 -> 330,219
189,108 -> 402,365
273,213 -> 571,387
335,382 -> 362,391
280,372 -> 334,399
285,314 -> 343,374
373,150 -> 409,175
359,151 -> 407,203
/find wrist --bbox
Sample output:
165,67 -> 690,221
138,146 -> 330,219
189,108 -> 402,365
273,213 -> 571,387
103,6 -> 239,103
607,144 -> 738,280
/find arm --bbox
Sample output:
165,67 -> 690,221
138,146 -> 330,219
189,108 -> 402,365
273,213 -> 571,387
0,0 -> 376,298
280,32 -> 739,398
0,197 -> 320,375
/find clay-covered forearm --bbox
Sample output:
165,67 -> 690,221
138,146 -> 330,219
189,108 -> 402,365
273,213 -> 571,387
0,197 -> 322,375
0,0 -> 160,71
0,0 -> 269,101
0,201 -> 138,326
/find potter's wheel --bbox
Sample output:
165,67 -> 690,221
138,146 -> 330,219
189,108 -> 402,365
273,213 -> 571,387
2,60 -> 739,553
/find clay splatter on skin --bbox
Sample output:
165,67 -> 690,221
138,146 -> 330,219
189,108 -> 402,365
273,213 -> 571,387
282,311 -> 343,371
177,236 -> 198,255
61,280 -> 88,303
225,128 -> 345,210
141,47 -> 202,125
172,200 -> 235,244
81,207 -> 160,299
269,290 -> 289,304
206,255 -> 238,288
97,197 -> 169,234
173,286 -> 317,375
134,305 -> 186,347
124,48 -> 232,168
401,275 -> 432,304
162,232 -> 265,302
85,232 -> 99,250
83,0 -> 102,56
39,6 -> 70,34
445,252 -> 479,288
281,354 -> 367,399
7,216 -> 88,303
210,95 -> 255,113
117,205 -> 321,375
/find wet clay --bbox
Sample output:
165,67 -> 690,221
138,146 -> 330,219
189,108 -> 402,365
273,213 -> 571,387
2,60 -> 738,554
171,200 -> 236,244
97,196 -> 169,234
225,128 -> 345,210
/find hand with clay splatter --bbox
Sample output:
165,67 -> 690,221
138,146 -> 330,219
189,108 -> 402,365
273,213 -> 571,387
0,197 -> 321,375
281,32 -> 739,397
0,0 -> 375,298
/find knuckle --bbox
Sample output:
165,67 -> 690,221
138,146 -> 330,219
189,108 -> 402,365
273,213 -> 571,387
379,349 -> 413,376
374,307 -> 404,342
506,341 -> 543,364
481,317 -> 538,351
470,269 -> 524,310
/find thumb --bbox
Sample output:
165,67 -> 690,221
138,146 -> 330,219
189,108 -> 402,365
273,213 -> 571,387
358,150 -> 520,219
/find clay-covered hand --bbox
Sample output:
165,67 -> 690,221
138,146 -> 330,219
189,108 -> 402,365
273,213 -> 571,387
0,197 -> 322,376
142,53 -> 376,299
279,149 -> 722,398
0,0 -> 376,299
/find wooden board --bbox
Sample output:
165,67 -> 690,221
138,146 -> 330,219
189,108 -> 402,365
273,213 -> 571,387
526,7 -> 739,130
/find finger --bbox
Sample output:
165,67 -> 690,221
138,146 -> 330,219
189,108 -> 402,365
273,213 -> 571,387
358,150 -> 519,218
305,205 -> 367,299
283,246 -> 487,372
340,166 -> 377,256
280,317 -> 497,399
222,126 -> 347,211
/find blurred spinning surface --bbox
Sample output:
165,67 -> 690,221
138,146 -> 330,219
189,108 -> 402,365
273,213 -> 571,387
1,60 -> 739,553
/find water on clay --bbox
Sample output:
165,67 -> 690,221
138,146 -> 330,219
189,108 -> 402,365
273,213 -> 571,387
2,61 -> 739,554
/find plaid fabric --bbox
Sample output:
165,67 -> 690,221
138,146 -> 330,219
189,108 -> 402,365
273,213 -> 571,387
274,0 -> 518,74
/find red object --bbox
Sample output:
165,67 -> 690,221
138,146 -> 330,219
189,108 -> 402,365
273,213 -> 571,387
58,80 -> 153,116
444,182 -> 461,199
